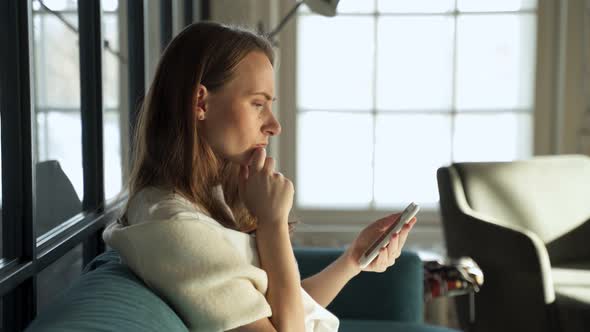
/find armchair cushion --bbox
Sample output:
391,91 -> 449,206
552,262 -> 590,307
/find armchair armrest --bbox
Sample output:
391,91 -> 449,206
439,166 -> 555,304
294,247 -> 424,322
437,165 -> 561,331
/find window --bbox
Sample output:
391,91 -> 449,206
0,0 -> 201,329
102,0 -> 125,201
294,0 -> 537,213
31,0 -> 126,235
32,0 -> 84,237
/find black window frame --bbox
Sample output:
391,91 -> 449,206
0,0 -> 207,329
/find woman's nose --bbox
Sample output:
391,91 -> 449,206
263,111 -> 281,136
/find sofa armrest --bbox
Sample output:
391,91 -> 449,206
294,247 -> 424,322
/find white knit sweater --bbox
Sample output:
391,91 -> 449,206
103,186 -> 339,332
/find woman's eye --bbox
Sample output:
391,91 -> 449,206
253,103 -> 264,110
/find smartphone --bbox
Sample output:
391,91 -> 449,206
358,202 -> 419,269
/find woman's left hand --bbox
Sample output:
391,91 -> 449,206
343,214 -> 417,274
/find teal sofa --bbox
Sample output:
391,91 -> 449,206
26,248 -> 457,332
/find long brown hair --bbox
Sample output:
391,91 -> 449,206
122,22 -> 277,233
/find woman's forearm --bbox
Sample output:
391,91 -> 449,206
256,222 -> 305,332
301,253 -> 361,308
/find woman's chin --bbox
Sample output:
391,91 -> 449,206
225,153 -> 251,166
223,148 -> 257,166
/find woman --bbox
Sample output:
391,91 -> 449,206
103,22 -> 417,332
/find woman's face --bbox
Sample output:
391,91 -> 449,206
199,51 -> 280,165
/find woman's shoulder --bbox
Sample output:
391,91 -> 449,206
127,186 -> 222,229
107,186 -> 258,267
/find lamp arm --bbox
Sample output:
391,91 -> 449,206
268,0 -> 304,39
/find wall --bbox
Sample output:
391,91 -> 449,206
535,0 -> 590,155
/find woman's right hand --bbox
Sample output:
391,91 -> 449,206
238,147 -> 294,228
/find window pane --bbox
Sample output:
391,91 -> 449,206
457,0 -> 537,12
297,112 -> 373,208
33,4 -> 83,237
453,113 -> 532,162
103,0 -> 119,12
103,8 -> 123,200
37,244 -> 83,312
300,0 -> 375,14
103,13 -> 119,110
378,0 -> 454,13
33,12 -> 81,108
337,0 -> 375,13
374,114 -> 451,206
298,16 -> 374,111
104,112 -> 123,200
456,14 -> 536,110
34,0 -> 78,11
376,16 -> 454,111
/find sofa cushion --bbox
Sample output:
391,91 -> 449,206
27,250 -> 459,332
552,262 -> 590,332
25,256 -> 188,332
552,262 -> 590,304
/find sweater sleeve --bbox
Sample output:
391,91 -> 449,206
103,215 -> 272,331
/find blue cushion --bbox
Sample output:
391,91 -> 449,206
25,253 -> 188,332
27,249 -> 458,332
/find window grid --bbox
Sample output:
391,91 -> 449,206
0,0 -> 166,329
369,11 -> 378,210
33,5 -> 121,201
297,0 -> 536,208
32,7 -> 119,108
449,0 -> 459,163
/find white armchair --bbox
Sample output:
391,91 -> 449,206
437,155 -> 590,332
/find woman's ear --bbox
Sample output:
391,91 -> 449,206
193,84 -> 208,120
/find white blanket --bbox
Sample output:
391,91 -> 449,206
103,187 -> 339,331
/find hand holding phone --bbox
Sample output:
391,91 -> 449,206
358,202 -> 419,269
